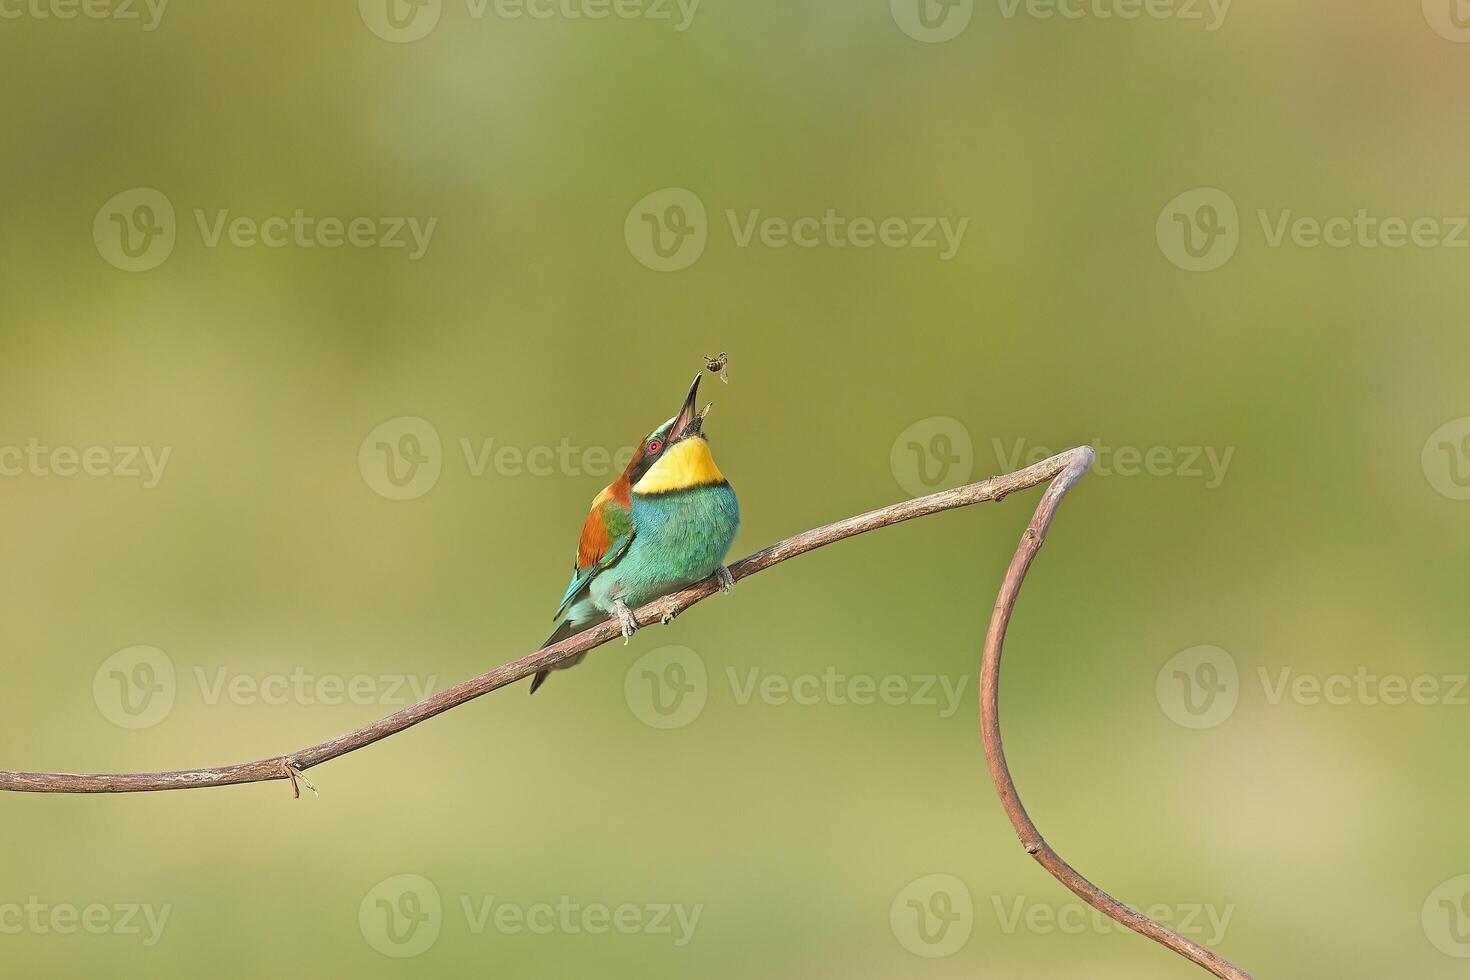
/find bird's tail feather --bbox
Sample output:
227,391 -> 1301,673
530,619 -> 587,694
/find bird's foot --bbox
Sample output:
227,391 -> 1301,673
614,599 -> 638,644
715,565 -> 736,593
654,598 -> 679,625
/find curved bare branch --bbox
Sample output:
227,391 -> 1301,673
0,443 -> 1256,979
980,447 -> 1253,980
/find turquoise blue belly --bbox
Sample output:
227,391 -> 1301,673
589,483 -> 740,612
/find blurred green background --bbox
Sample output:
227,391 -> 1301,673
3,2 -> 1469,977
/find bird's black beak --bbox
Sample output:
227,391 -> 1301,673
668,372 -> 705,443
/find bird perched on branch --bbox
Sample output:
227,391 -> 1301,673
532,372 -> 740,693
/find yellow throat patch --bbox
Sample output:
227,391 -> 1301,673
633,438 -> 726,495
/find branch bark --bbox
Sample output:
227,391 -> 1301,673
981,447 -> 1253,980
0,449 -> 1077,795
0,444 -> 1254,979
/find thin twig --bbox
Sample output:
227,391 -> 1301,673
980,447 -> 1253,980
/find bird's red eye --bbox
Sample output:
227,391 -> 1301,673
646,439 -> 663,455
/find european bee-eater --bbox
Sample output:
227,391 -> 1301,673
531,372 -> 740,693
